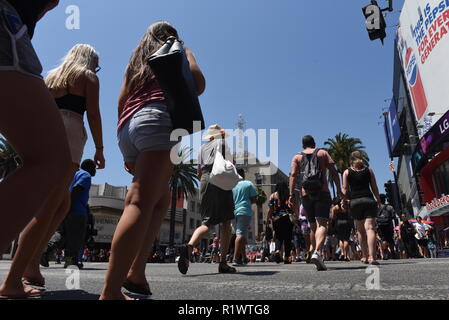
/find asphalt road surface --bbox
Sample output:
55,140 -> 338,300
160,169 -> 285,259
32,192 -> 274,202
1,258 -> 449,300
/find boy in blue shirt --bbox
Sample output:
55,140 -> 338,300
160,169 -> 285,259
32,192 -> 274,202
232,169 -> 258,266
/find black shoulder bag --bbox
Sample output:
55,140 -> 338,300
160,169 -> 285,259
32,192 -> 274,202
148,37 -> 205,135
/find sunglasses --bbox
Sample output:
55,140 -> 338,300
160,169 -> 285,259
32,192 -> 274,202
95,66 -> 102,73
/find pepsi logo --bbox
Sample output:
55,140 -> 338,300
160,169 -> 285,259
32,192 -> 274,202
406,53 -> 418,86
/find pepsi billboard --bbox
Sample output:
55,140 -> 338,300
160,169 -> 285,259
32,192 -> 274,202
385,99 -> 402,157
397,0 -> 449,138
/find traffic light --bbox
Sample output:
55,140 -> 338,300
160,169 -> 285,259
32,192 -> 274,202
362,1 -> 387,44
384,180 -> 394,205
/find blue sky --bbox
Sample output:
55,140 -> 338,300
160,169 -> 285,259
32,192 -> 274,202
33,0 -> 405,189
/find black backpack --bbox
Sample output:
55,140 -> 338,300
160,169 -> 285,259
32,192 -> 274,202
299,149 -> 323,193
377,205 -> 392,225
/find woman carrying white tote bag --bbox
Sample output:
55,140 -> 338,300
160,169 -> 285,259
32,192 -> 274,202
209,135 -> 241,191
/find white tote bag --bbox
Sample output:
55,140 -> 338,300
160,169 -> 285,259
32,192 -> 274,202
209,142 -> 241,191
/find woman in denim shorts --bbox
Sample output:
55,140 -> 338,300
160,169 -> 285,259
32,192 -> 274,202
342,151 -> 382,265
0,0 -> 74,299
101,21 -> 205,300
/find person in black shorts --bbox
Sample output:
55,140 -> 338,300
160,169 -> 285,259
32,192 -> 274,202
289,136 -> 342,271
376,194 -> 397,259
342,151 -> 382,265
332,198 -> 353,261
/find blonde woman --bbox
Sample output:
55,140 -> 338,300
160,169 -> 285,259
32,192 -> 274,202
342,151 -> 381,265
100,21 -> 205,300
0,44 -> 105,298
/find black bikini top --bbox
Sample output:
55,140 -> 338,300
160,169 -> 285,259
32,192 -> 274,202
55,87 -> 87,116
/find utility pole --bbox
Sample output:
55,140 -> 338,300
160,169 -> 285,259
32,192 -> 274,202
383,111 -> 403,213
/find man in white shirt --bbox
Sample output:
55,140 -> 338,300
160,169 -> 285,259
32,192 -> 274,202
414,216 -> 429,258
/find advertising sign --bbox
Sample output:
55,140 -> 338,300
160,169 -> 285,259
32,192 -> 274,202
93,214 -> 120,244
419,109 -> 449,155
397,0 -> 449,137
385,99 -> 402,156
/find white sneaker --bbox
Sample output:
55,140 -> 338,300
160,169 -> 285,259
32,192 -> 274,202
310,252 -> 327,271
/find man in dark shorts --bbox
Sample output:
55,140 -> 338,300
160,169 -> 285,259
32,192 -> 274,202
289,135 -> 342,271
178,125 -> 237,274
376,194 -> 398,259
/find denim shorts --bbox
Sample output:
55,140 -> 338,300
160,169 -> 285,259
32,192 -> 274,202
117,102 -> 181,163
0,0 -> 42,78
233,215 -> 252,238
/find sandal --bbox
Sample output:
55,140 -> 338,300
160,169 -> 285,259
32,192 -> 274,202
0,288 -> 43,300
122,280 -> 152,296
218,263 -> 237,274
368,260 -> 380,266
22,278 -> 45,288
360,258 -> 369,264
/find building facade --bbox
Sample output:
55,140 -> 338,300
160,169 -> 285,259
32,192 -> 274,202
384,0 -> 449,245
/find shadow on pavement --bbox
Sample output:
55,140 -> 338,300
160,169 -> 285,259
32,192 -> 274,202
42,290 -> 99,300
327,266 -> 369,271
236,271 -> 279,276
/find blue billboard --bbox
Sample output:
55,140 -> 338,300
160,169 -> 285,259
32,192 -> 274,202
385,99 -> 402,157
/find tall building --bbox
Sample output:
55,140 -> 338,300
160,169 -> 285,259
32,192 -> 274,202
384,0 -> 449,245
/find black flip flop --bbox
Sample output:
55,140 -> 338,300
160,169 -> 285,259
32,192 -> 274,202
122,280 -> 152,296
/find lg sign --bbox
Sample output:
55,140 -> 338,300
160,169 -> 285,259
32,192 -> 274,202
440,118 -> 449,134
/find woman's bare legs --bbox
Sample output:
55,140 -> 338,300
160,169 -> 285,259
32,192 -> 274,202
365,218 -> 378,263
355,220 -> 369,262
0,166 -> 75,296
22,170 -> 77,284
0,72 -> 72,297
126,191 -> 171,288
100,151 -> 173,300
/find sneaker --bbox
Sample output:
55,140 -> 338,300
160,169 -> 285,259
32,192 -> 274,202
305,252 -> 312,264
63,257 -> 76,269
232,260 -> 243,267
295,256 -> 302,263
177,245 -> 190,275
40,252 -> 50,268
218,262 -> 237,273
310,252 -> 327,271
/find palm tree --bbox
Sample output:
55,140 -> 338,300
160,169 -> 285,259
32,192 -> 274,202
168,147 -> 199,248
324,133 -> 369,175
0,137 -> 22,180
324,133 -> 369,197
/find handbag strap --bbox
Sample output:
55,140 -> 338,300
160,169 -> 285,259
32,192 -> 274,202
221,134 -> 225,158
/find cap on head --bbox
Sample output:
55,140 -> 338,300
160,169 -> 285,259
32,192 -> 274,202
203,124 -> 228,140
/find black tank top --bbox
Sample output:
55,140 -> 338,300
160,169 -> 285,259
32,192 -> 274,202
55,88 -> 87,116
348,167 -> 374,200
6,0 -> 53,38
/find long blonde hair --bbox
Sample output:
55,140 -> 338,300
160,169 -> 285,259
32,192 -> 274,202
124,21 -> 179,94
45,44 -> 99,90
350,151 -> 367,170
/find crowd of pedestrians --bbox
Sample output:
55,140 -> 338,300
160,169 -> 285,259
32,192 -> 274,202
0,1 -> 443,300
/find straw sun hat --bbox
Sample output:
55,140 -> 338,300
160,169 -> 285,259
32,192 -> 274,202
203,124 -> 230,140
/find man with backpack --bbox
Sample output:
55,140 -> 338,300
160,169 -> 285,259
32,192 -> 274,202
376,194 -> 398,259
289,136 -> 342,271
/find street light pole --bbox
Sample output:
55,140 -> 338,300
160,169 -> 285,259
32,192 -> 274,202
383,111 -> 403,213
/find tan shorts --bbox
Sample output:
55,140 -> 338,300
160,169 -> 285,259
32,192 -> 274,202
60,110 -> 87,165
